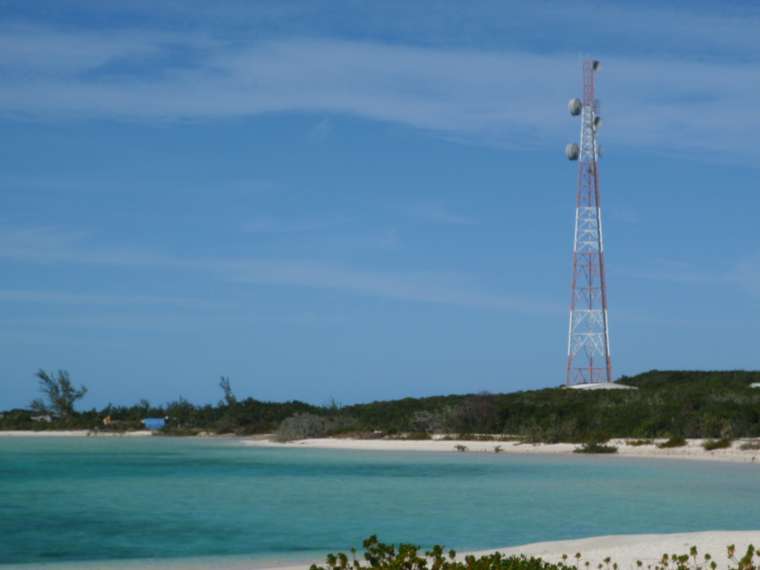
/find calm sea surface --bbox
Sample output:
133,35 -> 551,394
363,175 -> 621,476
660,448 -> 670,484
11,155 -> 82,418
1,437 -> 759,567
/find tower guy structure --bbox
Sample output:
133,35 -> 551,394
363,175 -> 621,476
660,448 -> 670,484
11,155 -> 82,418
564,59 -> 612,386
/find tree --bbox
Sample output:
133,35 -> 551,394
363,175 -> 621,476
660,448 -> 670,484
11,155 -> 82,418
219,376 -> 237,407
31,370 -> 87,419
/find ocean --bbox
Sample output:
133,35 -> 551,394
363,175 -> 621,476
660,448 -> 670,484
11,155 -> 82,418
1,437 -> 758,568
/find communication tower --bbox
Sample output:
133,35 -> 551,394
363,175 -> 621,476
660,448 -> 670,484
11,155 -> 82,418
564,60 -> 612,386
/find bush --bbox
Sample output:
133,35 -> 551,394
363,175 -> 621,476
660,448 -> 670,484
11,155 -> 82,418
703,438 -> 732,451
657,436 -> 687,448
311,536 -> 760,570
627,439 -> 653,446
7,369 -> 760,440
310,535 -> 577,570
402,432 -> 432,440
574,442 -> 618,454
274,413 -> 329,442
740,440 -> 760,450
409,411 -> 443,434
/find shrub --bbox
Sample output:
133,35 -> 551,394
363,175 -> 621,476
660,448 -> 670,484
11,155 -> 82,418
740,440 -> 760,451
274,413 -> 328,442
403,432 -> 432,440
657,436 -> 687,448
410,411 -> 442,434
310,535 -> 577,570
627,439 -> 653,446
160,426 -> 202,436
703,438 -> 732,451
574,442 -> 618,454
311,536 -> 760,570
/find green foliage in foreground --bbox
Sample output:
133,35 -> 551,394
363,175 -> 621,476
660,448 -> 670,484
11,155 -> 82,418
3,369 -> 760,442
311,536 -> 575,570
312,537 -> 760,570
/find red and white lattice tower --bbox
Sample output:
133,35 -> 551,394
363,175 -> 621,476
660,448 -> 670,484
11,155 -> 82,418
564,60 -> 612,386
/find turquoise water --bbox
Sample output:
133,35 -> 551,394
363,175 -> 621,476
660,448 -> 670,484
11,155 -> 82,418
1,437 -> 759,567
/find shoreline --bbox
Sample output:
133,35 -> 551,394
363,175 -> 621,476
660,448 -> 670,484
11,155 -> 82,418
0,430 -> 155,437
244,436 -> 760,464
3,431 -> 759,464
4,531 -> 758,570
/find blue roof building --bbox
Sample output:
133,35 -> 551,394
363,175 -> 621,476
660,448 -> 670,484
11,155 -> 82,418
142,417 -> 166,430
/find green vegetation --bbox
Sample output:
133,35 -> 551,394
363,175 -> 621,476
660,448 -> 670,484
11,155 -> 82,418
311,536 -> 760,570
657,436 -> 687,449
626,438 -> 654,446
703,438 -> 733,451
31,369 -> 88,420
274,413 -> 358,442
2,369 -> 760,443
311,535 -> 576,570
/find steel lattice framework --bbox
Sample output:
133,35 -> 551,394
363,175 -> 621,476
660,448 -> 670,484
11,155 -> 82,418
565,60 -> 612,386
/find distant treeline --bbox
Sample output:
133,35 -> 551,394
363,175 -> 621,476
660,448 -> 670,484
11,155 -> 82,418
2,370 -> 760,442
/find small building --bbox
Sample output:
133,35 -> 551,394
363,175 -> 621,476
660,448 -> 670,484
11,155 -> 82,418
751,383 -> 760,389
31,414 -> 53,423
142,417 -> 166,430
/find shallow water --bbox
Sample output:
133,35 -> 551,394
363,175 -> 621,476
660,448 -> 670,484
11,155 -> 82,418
1,437 -> 758,567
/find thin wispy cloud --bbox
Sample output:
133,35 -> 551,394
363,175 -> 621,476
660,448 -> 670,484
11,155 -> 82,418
0,226 -> 559,315
241,216 -> 341,234
0,289 -> 221,309
405,202 -> 477,226
734,255 -> 760,297
627,259 -> 731,286
308,117 -> 333,142
1,25 -> 759,162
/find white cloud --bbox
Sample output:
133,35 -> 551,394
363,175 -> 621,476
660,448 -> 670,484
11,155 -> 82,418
734,255 -> 760,297
0,226 -> 559,314
0,289 -> 221,309
241,215 -> 340,234
1,26 -> 759,162
0,25 -> 177,74
627,259 -> 729,285
405,202 -> 477,226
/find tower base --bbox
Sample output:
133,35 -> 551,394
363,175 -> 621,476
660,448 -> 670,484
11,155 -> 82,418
565,382 -> 637,391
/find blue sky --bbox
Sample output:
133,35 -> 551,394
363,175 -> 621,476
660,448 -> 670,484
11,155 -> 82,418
1,1 -> 759,409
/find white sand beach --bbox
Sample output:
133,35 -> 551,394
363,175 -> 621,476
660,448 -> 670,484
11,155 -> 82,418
475,531 -> 760,570
245,436 -> 760,464
5,531 -> 758,570
4,431 -> 759,463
